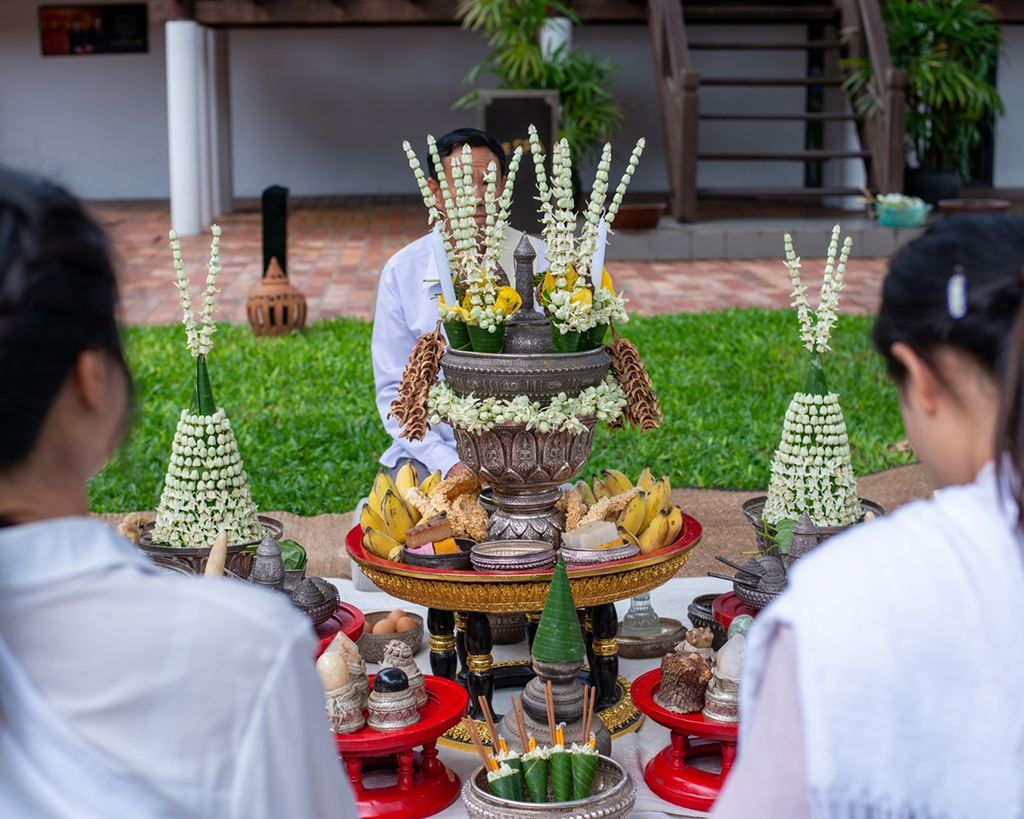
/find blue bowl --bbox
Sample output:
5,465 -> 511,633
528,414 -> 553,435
875,203 -> 932,228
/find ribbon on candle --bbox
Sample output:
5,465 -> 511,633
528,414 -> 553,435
430,226 -> 458,306
590,218 -> 608,291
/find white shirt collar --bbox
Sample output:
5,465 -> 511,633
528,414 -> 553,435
0,517 -> 148,592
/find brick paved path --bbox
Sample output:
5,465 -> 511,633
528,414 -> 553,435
93,201 -> 888,325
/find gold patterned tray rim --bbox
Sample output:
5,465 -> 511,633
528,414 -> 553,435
345,516 -> 702,584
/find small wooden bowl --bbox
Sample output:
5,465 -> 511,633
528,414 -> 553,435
401,538 -> 475,571
612,202 -> 667,230
357,611 -> 424,664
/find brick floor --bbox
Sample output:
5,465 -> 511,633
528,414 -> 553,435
91,201 -> 889,326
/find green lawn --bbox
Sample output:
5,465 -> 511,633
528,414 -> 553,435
88,310 -> 913,516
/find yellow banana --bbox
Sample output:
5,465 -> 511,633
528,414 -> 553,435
592,476 -> 611,500
618,528 -> 640,549
643,479 -> 668,530
659,475 -> 673,511
602,469 -> 633,496
370,470 -> 399,515
665,505 -> 684,546
616,491 -> 647,536
636,466 -> 656,492
638,511 -> 670,555
576,480 -> 596,507
419,469 -> 442,496
360,504 -> 388,534
362,526 -> 402,559
395,460 -> 419,498
381,489 -> 416,543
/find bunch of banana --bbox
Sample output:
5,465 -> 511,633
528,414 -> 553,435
360,461 -> 441,560
576,467 -> 685,554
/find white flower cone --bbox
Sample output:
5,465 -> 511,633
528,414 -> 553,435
152,407 -> 262,548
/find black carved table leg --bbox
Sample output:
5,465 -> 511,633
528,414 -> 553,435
465,612 -> 494,720
589,603 -> 619,710
584,611 -> 595,684
525,612 -> 541,651
427,608 -> 456,680
455,612 -> 469,684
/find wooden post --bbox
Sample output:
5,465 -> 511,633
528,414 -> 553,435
883,68 -> 907,193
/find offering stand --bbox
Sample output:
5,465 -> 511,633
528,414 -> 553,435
315,601 -> 366,658
631,668 -> 739,812
334,674 -> 469,819
712,592 -> 758,632
345,519 -> 701,744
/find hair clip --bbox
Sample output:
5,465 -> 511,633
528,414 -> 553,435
947,266 -> 968,320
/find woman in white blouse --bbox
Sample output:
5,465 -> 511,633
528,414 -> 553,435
0,169 -> 357,818
714,214 -> 1024,818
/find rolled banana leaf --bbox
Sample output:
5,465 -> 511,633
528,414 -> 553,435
522,756 -> 548,803
570,751 -> 599,799
549,751 -> 573,802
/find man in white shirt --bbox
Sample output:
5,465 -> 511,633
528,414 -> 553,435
372,128 -> 546,478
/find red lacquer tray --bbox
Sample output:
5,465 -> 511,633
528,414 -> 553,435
631,668 -> 739,812
712,591 -> 758,631
315,601 -> 365,658
333,675 -> 469,819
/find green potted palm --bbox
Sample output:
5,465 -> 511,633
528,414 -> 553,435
454,0 -> 623,174
843,0 -> 1003,204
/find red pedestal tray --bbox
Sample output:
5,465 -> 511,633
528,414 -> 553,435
631,669 -> 739,813
315,601 -> 365,658
333,675 -> 469,819
712,592 -> 758,632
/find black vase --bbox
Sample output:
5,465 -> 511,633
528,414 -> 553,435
905,169 -> 962,206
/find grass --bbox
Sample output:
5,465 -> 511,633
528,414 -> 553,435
88,310 -> 913,516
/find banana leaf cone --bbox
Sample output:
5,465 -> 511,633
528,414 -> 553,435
468,323 -> 505,353
522,755 -> 549,803
581,323 -> 609,351
550,322 -> 580,353
487,763 -> 520,800
550,750 -> 573,802
443,320 -> 472,351
504,756 -> 526,797
570,749 -> 599,799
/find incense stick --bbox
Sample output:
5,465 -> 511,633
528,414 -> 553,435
463,717 -> 492,771
581,686 -> 591,744
513,695 -> 529,749
544,680 -> 557,745
478,695 -> 505,754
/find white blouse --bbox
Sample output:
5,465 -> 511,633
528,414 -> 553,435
0,518 -> 357,819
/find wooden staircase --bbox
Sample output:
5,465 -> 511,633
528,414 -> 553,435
649,0 -> 906,222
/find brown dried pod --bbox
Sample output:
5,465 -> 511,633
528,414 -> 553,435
607,331 -> 663,432
655,651 -> 713,714
388,323 -> 446,441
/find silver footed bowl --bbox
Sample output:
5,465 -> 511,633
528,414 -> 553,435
440,346 -> 611,403
471,540 -> 556,573
463,755 -> 636,819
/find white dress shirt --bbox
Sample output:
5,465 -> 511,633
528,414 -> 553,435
372,227 -> 546,474
0,517 -> 358,819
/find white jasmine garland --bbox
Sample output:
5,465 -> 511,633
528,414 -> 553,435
427,377 -> 627,434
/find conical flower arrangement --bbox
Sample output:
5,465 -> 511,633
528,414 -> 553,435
152,227 -> 263,549
762,225 -> 861,530
532,554 -> 585,663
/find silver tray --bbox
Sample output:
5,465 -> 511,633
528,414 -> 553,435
470,540 -> 556,573
616,617 -> 688,660
561,542 -> 640,567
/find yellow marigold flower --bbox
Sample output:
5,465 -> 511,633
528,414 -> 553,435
492,286 -> 523,317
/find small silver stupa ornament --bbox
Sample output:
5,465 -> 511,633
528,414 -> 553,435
703,633 -> 744,723
289,577 -> 339,626
367,668 -> 420,732
249,533 -> 285,591
380,640 -> 427,708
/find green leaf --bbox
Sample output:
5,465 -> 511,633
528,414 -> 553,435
773,519 -> 796,555
279,539 -> 307,571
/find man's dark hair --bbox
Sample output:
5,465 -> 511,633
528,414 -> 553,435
428,128 -> 508,180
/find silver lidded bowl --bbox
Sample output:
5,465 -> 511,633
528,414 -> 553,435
463,756 -> 637,819
440,346 -> 611,403
470,540 -> 556,573
561,541 -> 639,568
289,577 -> 339,626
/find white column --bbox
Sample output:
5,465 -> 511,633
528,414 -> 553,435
207,29 -> 234,217
165,20 -> 203,236
540,17 -> 572,62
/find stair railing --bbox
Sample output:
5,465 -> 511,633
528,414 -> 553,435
838,0 -> 906,192
648,0 -> 700,222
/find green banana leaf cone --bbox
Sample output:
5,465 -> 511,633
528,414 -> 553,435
522,756 -> 549,803
570,751 -> 599,799
550,323 -> 581,353
505,757 -> 526,795
532,554 -> 586,663
550,751 -> 573,802
443,320 -> 472,351
487,769 -> 519,801
468,323 -> 505,353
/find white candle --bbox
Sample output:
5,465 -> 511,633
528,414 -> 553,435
430,226 -> 458,306
591,218 -> 608,291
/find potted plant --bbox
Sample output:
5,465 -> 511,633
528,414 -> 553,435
454,0 -> 623,173
843,0 -> 1003,203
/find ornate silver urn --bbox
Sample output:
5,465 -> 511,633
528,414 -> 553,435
439,237 -> 610,547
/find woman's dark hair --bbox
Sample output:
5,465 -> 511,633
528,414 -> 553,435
872,213 -> 1024,519
0,167 -> 125,470
428,128 -> 508,179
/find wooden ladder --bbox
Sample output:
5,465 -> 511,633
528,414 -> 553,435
648,0 -> 906,222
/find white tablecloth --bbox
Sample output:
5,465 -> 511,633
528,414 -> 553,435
325,576 -> 732,819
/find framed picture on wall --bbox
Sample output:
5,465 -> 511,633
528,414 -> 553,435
39,4 -> 148,56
